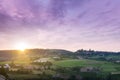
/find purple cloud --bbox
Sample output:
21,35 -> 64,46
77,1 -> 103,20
0,0 -> 120,51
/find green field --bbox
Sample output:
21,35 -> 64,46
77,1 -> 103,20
54,59 -> 120,72
1,59 -> 120,73
0,58 -> 120,80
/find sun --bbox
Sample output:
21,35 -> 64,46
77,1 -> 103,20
15,42 -> 28,51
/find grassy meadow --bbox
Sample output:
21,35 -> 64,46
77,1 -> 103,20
53,59 -> 120,72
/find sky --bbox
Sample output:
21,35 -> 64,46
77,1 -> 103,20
0,0 -> 120,51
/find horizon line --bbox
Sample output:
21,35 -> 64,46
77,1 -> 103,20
0,48 -> 119,53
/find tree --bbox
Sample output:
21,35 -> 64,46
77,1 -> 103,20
0,66 -> 8,78
46,61 -> 53,69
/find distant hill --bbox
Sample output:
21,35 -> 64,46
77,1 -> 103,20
25,49 -> 74,56
0,49 -> 120,61
75,49 -> 120,61
0,49 -> 73,61
0,50 -> 18,61
75,49 -> 120,55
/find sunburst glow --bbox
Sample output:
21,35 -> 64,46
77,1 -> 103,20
15,42 -> 28,51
